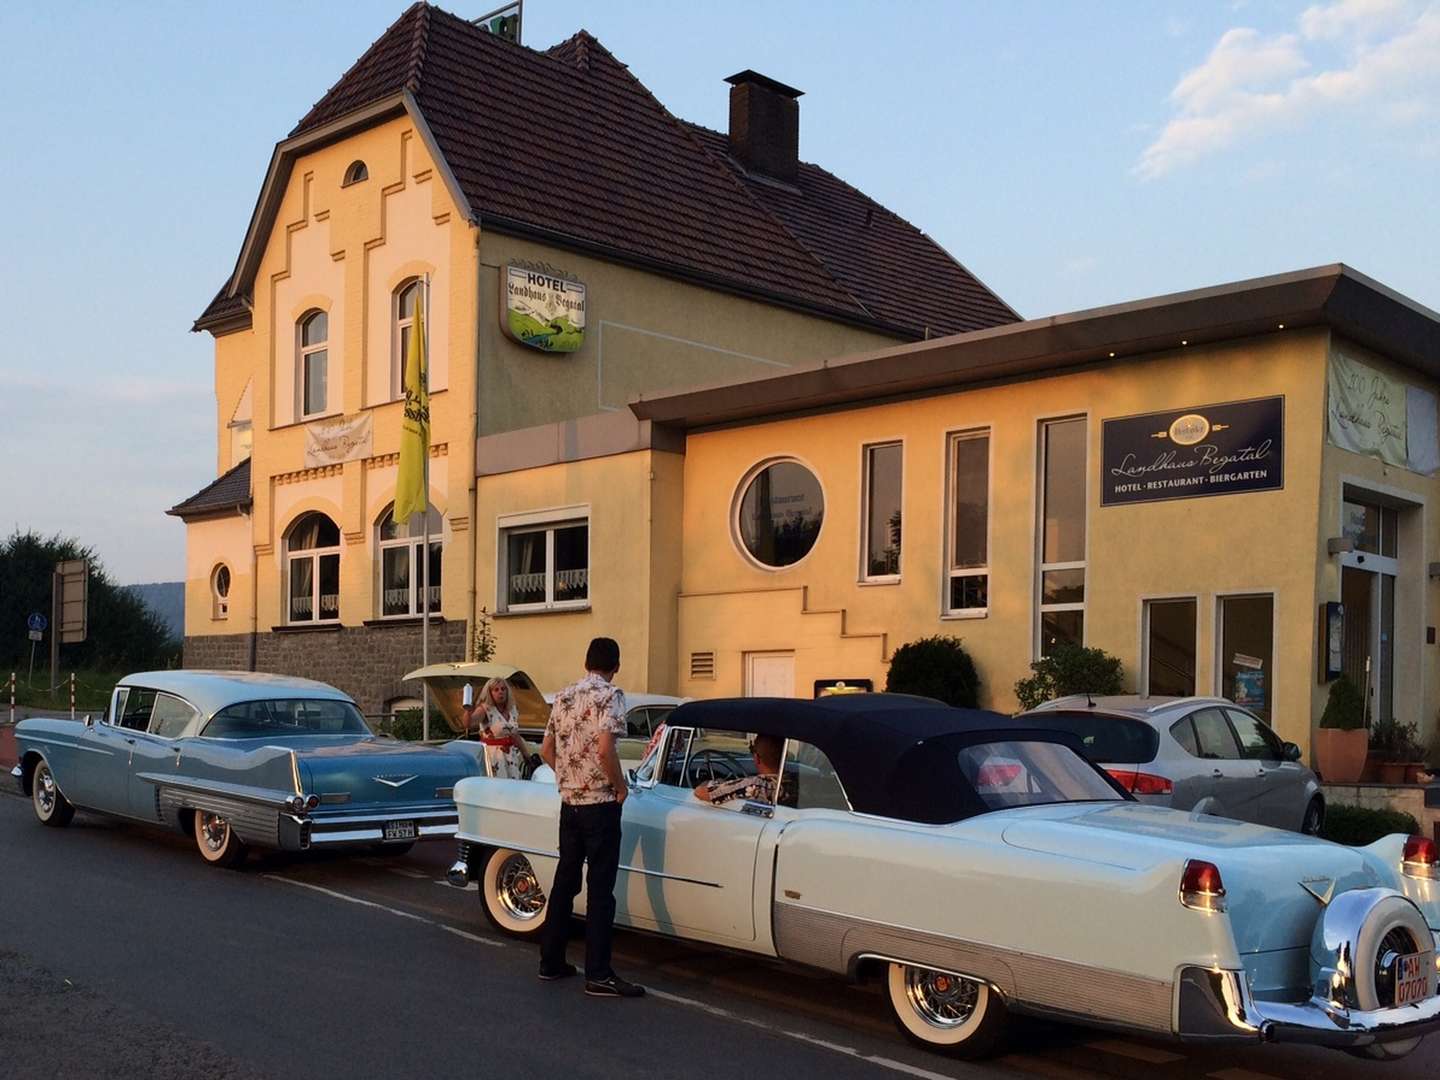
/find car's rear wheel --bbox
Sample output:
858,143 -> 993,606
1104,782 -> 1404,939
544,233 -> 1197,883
31,761 -> 74,828
884,962 -> 1007,1058
194,811 -> 247,868
479,847 -> 548,938
1301,797 -> 1324,836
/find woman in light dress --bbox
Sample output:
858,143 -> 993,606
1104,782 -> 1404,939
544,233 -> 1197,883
464,677 -> 533,779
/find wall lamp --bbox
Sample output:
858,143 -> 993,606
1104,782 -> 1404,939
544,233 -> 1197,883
1326,537 -> 1355,556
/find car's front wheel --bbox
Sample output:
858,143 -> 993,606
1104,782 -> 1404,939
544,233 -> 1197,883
885,962 -> 1007,1058
194,811 -> 247,868
1301,797 -> 1324,836
31,760 -> 74,828
479,847 -> 548,938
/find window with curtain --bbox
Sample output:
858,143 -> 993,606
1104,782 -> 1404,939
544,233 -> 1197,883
298,310 -> 328,418
286,512 -> 341,624
377,505 -> 443,617
499,519 -> 589,612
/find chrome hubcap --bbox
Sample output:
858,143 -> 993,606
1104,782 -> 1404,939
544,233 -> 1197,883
200,813 -> 229,853
495,853 -> 545,921
35,768 -> 56,815
905,966 -> 981,1029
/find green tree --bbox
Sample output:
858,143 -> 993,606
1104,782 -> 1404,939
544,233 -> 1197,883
1319,674 -> 1365,730
0,530 -> 177,673
1014,643 -> 1125,711
885,636 -> 981,708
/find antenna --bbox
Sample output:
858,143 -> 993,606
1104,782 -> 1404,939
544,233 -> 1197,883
474,2 -> 522,44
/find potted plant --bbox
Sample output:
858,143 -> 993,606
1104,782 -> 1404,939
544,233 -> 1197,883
1367,718 -> 1427,785
1313,675 -> 1367,783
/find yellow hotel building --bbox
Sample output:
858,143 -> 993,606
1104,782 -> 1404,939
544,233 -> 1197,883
478,266 -> 1440,760
170,5 -> 1016,714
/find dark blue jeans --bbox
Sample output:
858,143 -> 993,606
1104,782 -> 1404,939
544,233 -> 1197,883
539,800 -> 622,980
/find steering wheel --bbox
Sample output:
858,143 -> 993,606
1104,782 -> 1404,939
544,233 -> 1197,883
687,749 -> 745,788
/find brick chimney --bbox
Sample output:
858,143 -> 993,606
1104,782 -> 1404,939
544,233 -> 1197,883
725,70 -> 803,181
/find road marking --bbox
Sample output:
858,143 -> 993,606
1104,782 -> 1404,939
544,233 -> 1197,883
262,874 -> 507,948
647,987 -> 959,1080
439,924 -> 504,947
386,867 -> 428,879
1085,1039 -> 1184,1064
434,879 -> 479,891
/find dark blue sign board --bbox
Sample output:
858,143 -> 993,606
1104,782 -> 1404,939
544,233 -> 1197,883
1102,396 -> 1284,506
27,612 -> 47,633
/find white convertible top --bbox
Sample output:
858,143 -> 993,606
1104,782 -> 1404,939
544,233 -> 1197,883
120,670 -> 352,718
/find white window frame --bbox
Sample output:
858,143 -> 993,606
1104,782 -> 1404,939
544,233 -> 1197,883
285,514 -> 341,625
376,506 -> 443,619
943,428 -> 991,617
859,439 -> 904,584
497,506 -> 591,614
730,455 -> 827,573
1035,415 -> 1089,657
297,310 -> 329,420
391,279 -> 420,402
211,564 -> 231,621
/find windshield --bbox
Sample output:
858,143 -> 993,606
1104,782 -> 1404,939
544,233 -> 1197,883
1021,711 -> 1158,764
202,698 -> 371,738
959,740 -> 1125,810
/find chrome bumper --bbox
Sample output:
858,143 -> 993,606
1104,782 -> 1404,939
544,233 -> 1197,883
1178,966 -> 1440,1048
281,808 -> 459,849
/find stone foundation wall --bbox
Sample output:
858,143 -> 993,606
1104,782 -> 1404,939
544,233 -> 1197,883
183,621 -> 467,715
1323,782 -> 1440,842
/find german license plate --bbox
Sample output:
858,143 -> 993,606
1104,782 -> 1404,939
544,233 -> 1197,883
383,820 -> 416,842
1394,952 -> 1433,1005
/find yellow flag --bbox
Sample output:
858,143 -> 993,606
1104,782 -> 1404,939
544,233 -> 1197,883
394,285 -> 429,523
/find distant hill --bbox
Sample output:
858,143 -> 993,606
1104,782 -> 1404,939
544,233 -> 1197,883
123,582 -> 184,642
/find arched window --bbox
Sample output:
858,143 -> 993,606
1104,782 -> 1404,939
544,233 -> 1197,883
297,309 -> 328,418
211,564 -> 231,620
377,505 -> 443,617
343,160 -> 368,186
392,278 -> 421,400
285,512 -> 341,623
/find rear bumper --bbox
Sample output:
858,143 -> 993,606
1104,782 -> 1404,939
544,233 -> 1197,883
281,807 -> 458,849
1178,965 -> 1440,1048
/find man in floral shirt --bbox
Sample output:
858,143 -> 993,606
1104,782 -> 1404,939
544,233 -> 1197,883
695,733 -> 785,807
537,637 -> 645,998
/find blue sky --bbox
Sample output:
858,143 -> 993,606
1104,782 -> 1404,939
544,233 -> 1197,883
1,0 -> 1436,585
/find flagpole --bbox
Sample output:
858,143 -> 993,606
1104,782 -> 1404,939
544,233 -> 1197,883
421,272 -> 432,741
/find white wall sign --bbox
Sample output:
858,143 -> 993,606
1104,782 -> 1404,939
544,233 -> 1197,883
304,412 -> 373,468
503,263 -> 586,353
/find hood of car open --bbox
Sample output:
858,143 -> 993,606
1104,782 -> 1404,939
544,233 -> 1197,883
999,802 -> 1389,953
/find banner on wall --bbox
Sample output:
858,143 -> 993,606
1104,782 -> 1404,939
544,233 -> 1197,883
304,412 -> 373,468
1327,352 -> 1408,466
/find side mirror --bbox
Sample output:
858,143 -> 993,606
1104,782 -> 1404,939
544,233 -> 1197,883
1282,742 -> 1302,762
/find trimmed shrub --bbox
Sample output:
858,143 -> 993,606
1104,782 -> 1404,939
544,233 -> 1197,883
1014,643 -> 1124,712
1319,674 -> 1364,730
1321,804 -> 1420,846
885,636 -> 980,709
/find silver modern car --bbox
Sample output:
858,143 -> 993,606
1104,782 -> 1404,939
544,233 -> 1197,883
1019,695 -> 1325,834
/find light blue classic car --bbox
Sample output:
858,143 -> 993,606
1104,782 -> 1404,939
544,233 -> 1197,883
10,670 -> 487,867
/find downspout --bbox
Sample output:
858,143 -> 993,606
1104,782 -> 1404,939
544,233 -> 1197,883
243,504 -> 258,672
466,225 -> 482,659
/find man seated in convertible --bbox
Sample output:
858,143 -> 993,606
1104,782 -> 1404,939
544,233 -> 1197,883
693,733 -> 790,807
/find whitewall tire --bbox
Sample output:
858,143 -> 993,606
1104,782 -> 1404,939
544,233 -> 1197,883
31,760 -> 75,827
885,962 -> 1007,1058
479,848 -> 548,938
194,811 -> 247,868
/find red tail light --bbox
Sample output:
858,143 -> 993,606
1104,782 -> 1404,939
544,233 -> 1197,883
976,763 -> 1023,787
1402,835 -> 1438,879
1180,859 -> 1227,912
1105,768 -> 1174,795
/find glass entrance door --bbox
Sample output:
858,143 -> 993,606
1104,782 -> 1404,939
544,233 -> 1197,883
1340,564 -> 1395,725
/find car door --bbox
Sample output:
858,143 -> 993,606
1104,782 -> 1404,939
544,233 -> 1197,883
126,692 -> 200,821
1185,706 -> 1266,822
80,686 -> 157,814
617,727 -> 770,943
1224,708 -> 1305,829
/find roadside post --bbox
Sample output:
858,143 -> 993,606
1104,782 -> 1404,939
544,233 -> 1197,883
26,612 -> 46,688
70,673 -> 76,720
8,672 -> 14,725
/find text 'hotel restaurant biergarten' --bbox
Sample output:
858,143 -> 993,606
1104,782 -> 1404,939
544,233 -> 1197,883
169,3 -> 1440,760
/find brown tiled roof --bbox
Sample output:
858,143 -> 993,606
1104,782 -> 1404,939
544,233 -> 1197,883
201,3 -> 1015,339
167,458 -> 251,520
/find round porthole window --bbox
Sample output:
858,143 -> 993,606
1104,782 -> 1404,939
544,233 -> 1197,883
734,459 -> 824,569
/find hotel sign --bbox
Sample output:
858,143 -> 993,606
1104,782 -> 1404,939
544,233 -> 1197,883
503,262 -> 586,353
1101,396 -> 1284,506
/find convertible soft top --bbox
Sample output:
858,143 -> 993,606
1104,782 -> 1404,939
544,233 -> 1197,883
668,695 -> 1092,821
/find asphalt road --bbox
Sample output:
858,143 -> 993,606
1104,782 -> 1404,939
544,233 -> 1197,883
1,789 -> 1435,1080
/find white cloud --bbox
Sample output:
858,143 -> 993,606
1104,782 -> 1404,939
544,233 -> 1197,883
1137,1 -> 1440,178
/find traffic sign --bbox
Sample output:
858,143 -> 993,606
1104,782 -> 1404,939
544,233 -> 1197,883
28,629 -> 43,642
27,612 -> 47,633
